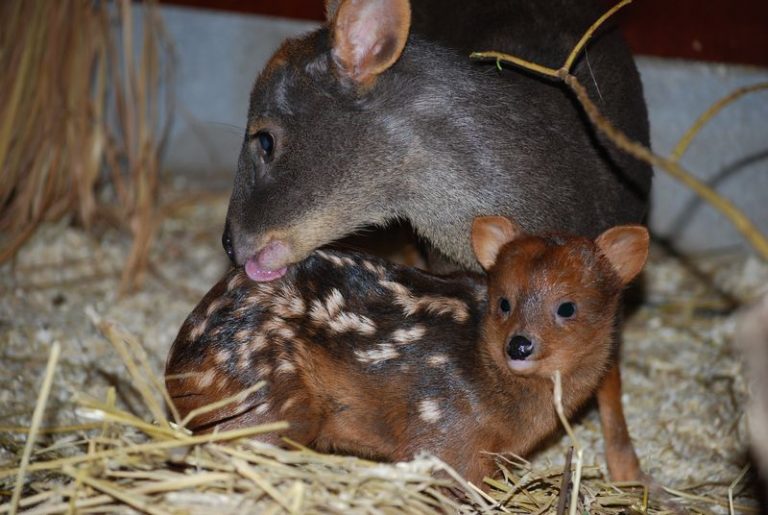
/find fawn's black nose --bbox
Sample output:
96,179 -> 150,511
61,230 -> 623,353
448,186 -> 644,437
507,335 -> 534,361
222,221 -> 236,264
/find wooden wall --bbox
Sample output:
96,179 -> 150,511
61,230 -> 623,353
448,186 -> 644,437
159,0 -> 768,68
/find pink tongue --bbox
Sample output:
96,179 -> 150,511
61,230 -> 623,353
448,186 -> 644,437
244,240 -> 291,282
245,259 -> 287,282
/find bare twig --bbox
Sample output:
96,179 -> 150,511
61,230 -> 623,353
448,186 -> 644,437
671,82 -> 768,161
555,446 -> 574,515
552,371 -> 583,515
470,1 -> 768,260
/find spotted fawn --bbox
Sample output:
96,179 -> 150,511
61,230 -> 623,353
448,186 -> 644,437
167,216 -> 648,486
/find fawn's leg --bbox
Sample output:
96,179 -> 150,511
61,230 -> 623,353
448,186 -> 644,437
596,360 -> 642,481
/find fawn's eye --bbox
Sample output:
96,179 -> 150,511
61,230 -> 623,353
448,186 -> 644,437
499,297 -> 511,314
556,301 -> 576,319
255,131 -> 275,162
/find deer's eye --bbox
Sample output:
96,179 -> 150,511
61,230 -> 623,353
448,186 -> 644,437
556,301 -> 576,319
255,131 -> 275,163
499,297 -> 511,314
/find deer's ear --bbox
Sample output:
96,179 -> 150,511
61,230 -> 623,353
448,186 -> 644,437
595,225 -> 649,285
330,0 -> 411,86
471,216 -> 524,271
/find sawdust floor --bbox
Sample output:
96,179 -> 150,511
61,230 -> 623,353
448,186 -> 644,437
1,191 -> 766,511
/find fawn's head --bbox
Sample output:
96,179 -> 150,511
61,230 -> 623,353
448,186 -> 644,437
471,216 -> 648,380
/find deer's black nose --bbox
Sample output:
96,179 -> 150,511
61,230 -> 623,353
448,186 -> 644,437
222,221 -> 236,264
507,335 -> 534,361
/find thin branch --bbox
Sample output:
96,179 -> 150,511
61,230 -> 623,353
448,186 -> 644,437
563,0 -> 634,72
564,74 -> 768,259
469,1 -> 768,261
671,82 -> 768,161
469,51 -> 560,78
555,446 -> 574,515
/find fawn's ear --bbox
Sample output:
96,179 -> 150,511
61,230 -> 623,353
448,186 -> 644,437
595,225 -> 649,285
471,216 -> 524,271
329,0 -> 411,86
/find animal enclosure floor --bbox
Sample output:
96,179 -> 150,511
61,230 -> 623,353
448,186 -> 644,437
0,193 -> 764,513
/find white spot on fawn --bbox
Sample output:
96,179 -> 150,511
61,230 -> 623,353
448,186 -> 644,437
315,251 -> 355,268
328,313 -> 376,335
363,260 -> 387,278
419,399 -> 442,424
271,284 -> 305,318
205,297 -> 229,318
256,363 -> 272,378
237,352 -> 250,373
379,280 -> 469,322
276,358 -> 296,375
255,403 -> 270,415
197,369 -> 216,389
355,344 -> 399,365
235,328 -> 251,344
310,289 -> 376,335
426,354 -> 449,367
315,249 -> 345,267
280,397 -> 297,413
310,289 -> 344,321
262,318 -> 295,341
227,272 -> 246,291
189,319 -> 207,342
244,284 -> 275,306
249,333 -> 268,353
392,325 -> 426,345
214,349 -> 231,365
275,326 -> 295,340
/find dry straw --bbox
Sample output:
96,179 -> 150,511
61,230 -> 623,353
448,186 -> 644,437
5,319 -> 752,514
0,0 -> 172,294
1,1 -> 765,513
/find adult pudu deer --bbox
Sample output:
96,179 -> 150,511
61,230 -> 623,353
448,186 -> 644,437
222,0 -> 652,480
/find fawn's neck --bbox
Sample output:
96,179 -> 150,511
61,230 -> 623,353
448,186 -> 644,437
476,357 -> 601,455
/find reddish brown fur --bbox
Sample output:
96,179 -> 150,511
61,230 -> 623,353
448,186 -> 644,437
167,218 -> 648,487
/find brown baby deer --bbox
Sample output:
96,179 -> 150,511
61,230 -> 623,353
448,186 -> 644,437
222,0 -> 653,480
167,217 -> 648,486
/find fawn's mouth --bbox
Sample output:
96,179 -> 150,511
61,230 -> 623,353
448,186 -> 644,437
507,357 -> 538,373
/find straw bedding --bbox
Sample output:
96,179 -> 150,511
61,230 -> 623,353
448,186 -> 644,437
0,193 -> 763,514
1,0 -> 765,512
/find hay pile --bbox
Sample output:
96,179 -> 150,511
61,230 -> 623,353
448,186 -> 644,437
1,1 -> 765,513
0,195 -> 763,514
0,0 -> 171,294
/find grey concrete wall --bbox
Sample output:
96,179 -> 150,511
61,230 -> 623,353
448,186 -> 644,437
156,5 -> 768,253
640,59 -> 768,252
157,6 -> 318,187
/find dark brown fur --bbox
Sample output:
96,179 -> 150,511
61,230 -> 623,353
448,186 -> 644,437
168,219 -> 649,487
